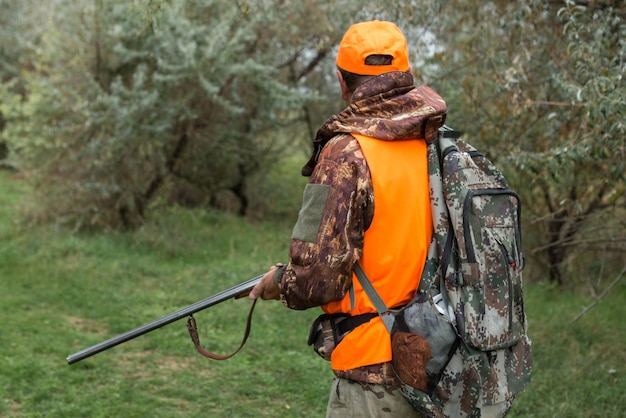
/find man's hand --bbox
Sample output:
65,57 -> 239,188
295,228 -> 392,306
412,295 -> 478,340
248,265 -> 282,300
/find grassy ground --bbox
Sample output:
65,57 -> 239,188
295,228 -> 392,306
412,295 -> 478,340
1,170 -> 624,417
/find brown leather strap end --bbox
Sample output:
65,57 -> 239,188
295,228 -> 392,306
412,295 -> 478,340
186,299 -> 258,361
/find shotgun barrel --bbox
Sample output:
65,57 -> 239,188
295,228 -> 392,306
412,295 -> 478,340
66,274 -> 263,365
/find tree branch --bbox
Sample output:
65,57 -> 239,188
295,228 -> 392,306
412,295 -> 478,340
570,264 -> 626,323
525,100 -> 584,107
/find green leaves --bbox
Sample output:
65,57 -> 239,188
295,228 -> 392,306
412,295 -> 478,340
1,0 -> 325,229
422,0 -> 625,284
0,0 -> 623,282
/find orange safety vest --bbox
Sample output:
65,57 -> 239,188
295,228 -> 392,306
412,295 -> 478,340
322,133 -> 432,371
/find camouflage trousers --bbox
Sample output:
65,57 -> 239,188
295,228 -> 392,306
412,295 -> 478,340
326,378 -> 421,418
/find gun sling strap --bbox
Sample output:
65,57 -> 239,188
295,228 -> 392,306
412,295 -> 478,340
186,299 -> 258,360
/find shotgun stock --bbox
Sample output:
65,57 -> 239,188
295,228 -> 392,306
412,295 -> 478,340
66,273 -> 263,365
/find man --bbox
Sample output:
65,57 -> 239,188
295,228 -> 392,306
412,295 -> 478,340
249,20 -> 447,417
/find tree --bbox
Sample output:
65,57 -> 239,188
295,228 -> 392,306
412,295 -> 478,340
1,0 -> 623,285
413,0 -> 625,285
1,0 -> 319,228
0,0 -> 45,167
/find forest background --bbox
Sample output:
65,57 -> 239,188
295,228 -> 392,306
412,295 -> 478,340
0,0 -> 624,417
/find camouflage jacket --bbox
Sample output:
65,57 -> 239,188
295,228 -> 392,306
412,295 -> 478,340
275,71 -> 447,382
277,71 -> 446,309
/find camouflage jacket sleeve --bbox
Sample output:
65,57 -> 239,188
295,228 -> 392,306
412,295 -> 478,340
276,134 -> 374,310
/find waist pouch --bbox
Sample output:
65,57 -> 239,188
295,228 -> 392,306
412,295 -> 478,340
308,312 -> 378,361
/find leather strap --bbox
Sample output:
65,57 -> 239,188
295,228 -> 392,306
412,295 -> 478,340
186,299 -> 257,360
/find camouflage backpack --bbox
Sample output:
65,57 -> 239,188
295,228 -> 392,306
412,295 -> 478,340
355,126 -> 532,417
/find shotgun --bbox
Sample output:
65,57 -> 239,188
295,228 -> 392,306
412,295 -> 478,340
66,273 -> 263,365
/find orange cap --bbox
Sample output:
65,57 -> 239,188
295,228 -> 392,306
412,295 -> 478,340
336,20 -> 410,76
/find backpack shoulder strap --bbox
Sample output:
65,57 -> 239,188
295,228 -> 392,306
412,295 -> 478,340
352,263 -> 395,333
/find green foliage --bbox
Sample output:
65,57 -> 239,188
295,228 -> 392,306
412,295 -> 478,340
1,172 -> 624,417
410,0 -> 626,285
1,0 -> 324,229
1,0 -> 624,285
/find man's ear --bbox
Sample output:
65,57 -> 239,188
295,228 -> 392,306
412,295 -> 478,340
336,70 -> 351,103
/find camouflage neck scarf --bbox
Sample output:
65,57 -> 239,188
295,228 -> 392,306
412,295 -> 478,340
302,71 -> 447,176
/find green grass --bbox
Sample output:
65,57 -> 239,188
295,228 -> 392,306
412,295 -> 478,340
1,170 -> 624,417
509,282 -> 625,417
0,171 -> 329,417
